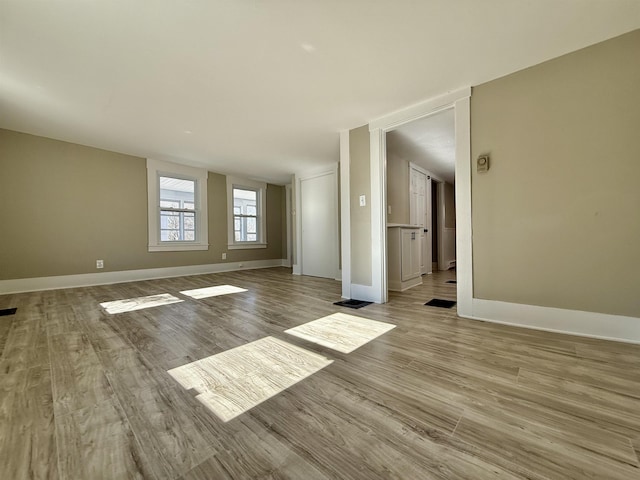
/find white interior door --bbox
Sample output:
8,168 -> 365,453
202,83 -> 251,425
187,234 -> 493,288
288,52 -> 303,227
300,171 -> 338,279
410,166 -> 431,275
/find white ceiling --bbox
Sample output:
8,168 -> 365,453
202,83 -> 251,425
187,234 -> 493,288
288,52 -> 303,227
387,108 -> 455,184
1,1 -> 639,184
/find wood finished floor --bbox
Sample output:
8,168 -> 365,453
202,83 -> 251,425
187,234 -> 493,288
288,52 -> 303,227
1,267 -> 639,479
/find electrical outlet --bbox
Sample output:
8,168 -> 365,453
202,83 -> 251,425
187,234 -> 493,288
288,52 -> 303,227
359,194 -> 366,207
222,253 -> 227,260
96,260 -> 104,269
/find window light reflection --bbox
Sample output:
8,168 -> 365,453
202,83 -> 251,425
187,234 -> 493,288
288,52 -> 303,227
180,285 -> 248,299
99,293 -> 183,314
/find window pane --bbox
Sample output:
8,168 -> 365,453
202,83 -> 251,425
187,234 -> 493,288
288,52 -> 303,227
247,217 -> 256,234
232,215 -> 259,242
235,215 -> 245,241
161,230 -> 181,241
160,176 -> 195,206
233,188 -> 257,215
160,210 -> 196,242
161,211 -> 179,228
160,199 -> 180,208
184,212 -> 195,230
233,188 -> 256,203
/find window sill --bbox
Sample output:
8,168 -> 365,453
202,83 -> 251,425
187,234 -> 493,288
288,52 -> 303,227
148,243 -> 209,252
228,243 -> 267,250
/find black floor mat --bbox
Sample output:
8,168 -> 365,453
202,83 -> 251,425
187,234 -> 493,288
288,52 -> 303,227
425,299 -> 456,309
445,280 -> 457,284
334,299 -> 372,309
0,308 -> 17,316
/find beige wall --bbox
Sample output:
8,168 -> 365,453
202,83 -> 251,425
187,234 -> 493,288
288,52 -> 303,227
349,125 -> 372,286
0,129 -> 285,280
444,182 -> 456,229
471,29 -> 640,318
386,151 -> 410,225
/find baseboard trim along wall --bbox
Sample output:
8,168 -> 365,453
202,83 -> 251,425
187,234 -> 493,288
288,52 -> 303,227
0,259 -> 290,294
464,298 -> 640,345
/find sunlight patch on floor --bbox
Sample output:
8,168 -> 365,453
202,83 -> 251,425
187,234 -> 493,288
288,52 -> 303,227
167,336 -> 332,422
100,293 -> 183,314
285,312 -> 396,353
179,285 -> 248,299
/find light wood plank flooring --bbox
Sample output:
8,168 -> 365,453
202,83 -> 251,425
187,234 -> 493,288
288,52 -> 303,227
1,267 -> 639,479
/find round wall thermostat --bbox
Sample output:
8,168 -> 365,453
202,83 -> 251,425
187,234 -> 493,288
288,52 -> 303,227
477,154 -> 490,173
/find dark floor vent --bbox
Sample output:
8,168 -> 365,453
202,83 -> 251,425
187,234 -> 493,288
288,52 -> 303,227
0,308 -> 17,316
425,299 -> 456,309
333,299 -> 373,309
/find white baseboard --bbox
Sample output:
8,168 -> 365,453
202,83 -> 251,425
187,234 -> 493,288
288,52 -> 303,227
350,283 -> 377,302
0,259 -> 289,295
464,298 -> 640,345
334,269 -> 342,282
292,264 -> 301,275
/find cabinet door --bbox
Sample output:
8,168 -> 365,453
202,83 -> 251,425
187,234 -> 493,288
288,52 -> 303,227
401,229 -> 421,281
400,230 -> 412,281
409,231 -> 421,278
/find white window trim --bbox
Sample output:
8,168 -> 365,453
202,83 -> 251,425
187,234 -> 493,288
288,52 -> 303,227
226,175 -> 267,249
147,158 -> 209,252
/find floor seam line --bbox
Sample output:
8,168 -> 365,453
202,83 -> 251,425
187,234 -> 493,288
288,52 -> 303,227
450,412 -> 464,437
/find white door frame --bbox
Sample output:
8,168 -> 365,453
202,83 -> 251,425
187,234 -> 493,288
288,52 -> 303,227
339,130 -> 351,299
368,87 -> 472,314
284,184 -> 292,267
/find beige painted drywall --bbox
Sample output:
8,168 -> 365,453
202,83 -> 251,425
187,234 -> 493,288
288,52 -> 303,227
386,151 -> 410,225
471,29 -> 640,318
0,129 -> 285,280
444,182 -> 456,229
349,125 -> 372,286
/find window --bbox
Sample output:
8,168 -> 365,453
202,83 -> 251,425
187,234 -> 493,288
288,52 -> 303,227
233,187 -> 258,242
226,176 -> 266,249
147,159 -> 208,252
160,177 -> 196,241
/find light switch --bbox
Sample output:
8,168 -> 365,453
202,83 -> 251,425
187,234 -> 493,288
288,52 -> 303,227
359,194 -> 366,207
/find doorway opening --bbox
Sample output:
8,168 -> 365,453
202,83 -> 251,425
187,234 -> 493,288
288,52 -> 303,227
384,107 -> 456,296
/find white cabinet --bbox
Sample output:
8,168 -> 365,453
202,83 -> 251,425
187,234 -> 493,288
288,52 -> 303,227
387,225 -> 422,292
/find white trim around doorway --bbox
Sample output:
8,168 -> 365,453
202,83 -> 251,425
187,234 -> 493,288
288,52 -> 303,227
368,87 -> 472,312
339,130 -> 352,299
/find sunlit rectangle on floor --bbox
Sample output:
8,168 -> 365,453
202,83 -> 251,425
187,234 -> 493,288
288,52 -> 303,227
284,312 -> 396,353
99,293 -> 183,314
167,336 -> 332,422
179,285 -> 248,299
